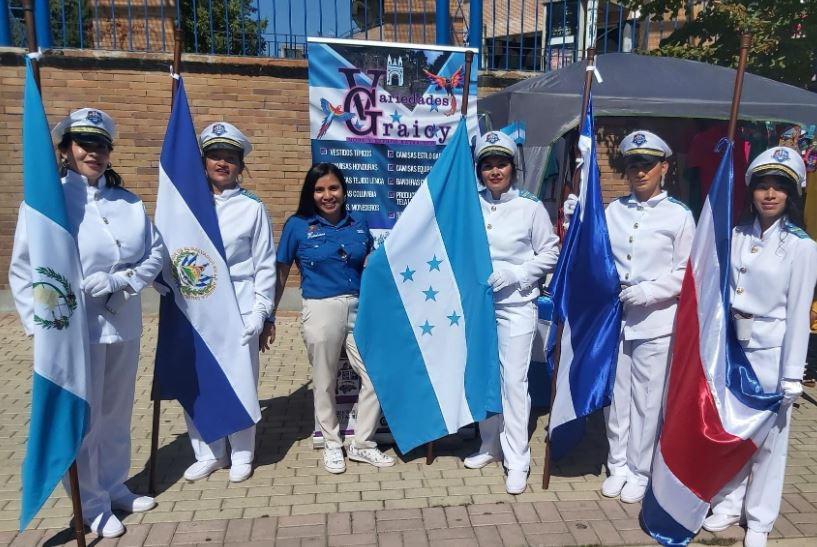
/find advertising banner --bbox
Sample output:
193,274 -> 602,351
307,37 -> 479,245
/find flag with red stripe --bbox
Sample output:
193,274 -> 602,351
641,139 -> 784,545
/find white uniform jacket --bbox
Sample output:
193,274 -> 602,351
479,186 -> 560,305
606,191 -> 695,340
731,218 -> 817,380
9,171 -> 164,343
213,186 -> 277,318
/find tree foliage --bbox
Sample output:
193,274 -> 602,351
621,1 -> 816,88
179,0 -> 267,56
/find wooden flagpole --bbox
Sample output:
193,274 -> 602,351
542,47 -> 597,490
424,49 -> 475,466
148,25 -> 183,496
728,34 -> 752,142
22,1 -> 86,544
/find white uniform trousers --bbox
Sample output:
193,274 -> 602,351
63,340 -> 140,520
604,334 -> 671,485
478,301 -> 538,472
185,332 -> 259,464
710,346 -> 791,533
302,295 -> 381,448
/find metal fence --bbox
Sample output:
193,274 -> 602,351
2,0 -> 694,72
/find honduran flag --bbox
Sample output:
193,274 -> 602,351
547,99 -> 622,460
18,58 -> 91,529
154,77 -> 261,442
641,140 -> 783,545
354,119 -> 501,452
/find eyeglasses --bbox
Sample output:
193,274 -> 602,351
337,248 -> 349,262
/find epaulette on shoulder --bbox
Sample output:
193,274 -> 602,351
518,189 -> 540,203
784,222 -> 810,240
240,188 -> 262,203
616,195 -> 630,203
667,196 -> 691,211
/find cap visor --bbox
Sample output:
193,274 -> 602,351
751,169 -> 798,185
625,154 -> 662,164
203,142 -> 244,154
69,131 -> 112,148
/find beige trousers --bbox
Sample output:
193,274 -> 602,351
301,295 -> 381,448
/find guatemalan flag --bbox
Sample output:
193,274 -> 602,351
547,99 -> 622,460
18,58 -> 91,529
642,140 -> 783,545
154,77 -> 261,442
354,119 -> 500,452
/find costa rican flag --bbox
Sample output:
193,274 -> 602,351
153,77 -> 261,442
641,140 -> 783,545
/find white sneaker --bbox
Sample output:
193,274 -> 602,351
183,458 -> 227,481
505,469 -> 527,495
347,443 -> 396,467
111,490 -> 156,513
229,463 -> 253,483
323,446 -> 346,474
463,451 -> 499,469
744,530 -> 767,547
86,512 -> 125,538
601,475 -> 627,498
702,513 -> 740,532
620,481 -> 647,503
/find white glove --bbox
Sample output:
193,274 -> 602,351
619,284 -> 649,307
487,269 -> 521,292
152,280 -> 171,297
781,379 -> 803,405
81,271 -> 130,298
240,311 -> 266,346
563,193 -> 579,219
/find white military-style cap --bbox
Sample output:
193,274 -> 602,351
745,146 -> 806,194
475,130 -> 516,162
199,122 -> 253,157
51,107 -> 117,146
619,130 -> 672,159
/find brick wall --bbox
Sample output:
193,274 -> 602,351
0,48 -> 702,289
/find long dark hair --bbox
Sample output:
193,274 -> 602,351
58,134 -> 124,187
295,162 -> 348,218
738,174 -> 805,229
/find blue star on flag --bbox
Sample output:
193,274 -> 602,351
422,286 -> 439,301
447,311 -> 461,326
427,255 -> 443,271
391,110 -> 402,123
429,102 -> 439,112
400,266 -> 415,282
419,320 -> 434,335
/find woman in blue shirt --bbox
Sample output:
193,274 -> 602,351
272,162 -> 394,474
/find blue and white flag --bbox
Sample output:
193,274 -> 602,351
354,119 -> 500,452
154,77 -> 261,442
19,58 -> 91,529
547,98 -> 622,460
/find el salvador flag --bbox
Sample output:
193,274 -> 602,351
547,98 -> 622,460
154,77 -> 261,442
19,58 -> 92,530
354,119 -> 501,453
641,140 -> 782,546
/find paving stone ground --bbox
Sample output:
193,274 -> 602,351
1,313 -> 817,546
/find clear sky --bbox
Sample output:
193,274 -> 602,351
262,0 -> 356,44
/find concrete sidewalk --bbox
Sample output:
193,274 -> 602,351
1,314 -> 817,546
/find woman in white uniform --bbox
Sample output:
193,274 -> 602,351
180,122 -> 277,484
9,108 -> 163,538
702,147 -> 817,547
595,131 -> 694,503
463,131 -> 560,494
